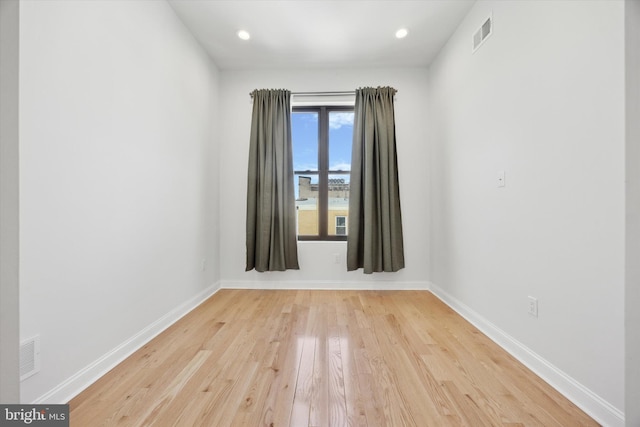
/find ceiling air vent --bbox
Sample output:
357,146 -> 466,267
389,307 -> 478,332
473,14 -> 493,52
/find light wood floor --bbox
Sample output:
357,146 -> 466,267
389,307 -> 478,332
69,290 -> 599,426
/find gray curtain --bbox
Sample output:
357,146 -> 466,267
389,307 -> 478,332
347,87 -> 405,273
246,89 -> 299,272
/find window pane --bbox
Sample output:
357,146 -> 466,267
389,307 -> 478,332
327,174 -> 349,236
335,216 -> 347,236
329,111 -> 354,172
292,112 -> 318,172
295,174 -> 318,236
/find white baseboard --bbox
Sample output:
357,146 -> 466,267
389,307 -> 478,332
428,282 -> 624,427
34,282 -> 221,405
220,280 -> 430,291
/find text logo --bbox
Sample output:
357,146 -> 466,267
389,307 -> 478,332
0,405 -> 68,426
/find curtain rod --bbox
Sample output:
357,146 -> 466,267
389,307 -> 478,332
292,91 -> 355,96
250,90 -> 355,98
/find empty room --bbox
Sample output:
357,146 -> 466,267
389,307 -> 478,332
1,0 -> 639,426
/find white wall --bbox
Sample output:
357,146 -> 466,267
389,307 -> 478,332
218,68 -> 430,288
19,0 -> 220,403
427,1 -> 625,425
625,1 -> 640,425
0,0 -> 21,403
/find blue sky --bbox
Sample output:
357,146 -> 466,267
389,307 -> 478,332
292,111 -> 353,173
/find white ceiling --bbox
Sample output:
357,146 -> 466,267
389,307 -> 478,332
167,0 -> 476,70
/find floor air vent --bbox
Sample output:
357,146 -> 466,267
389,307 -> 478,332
20,335 -> 41,381
473,14 -> 493,52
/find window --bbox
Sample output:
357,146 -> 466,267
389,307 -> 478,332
335,216 -> 347,236
292,106 -> 354,240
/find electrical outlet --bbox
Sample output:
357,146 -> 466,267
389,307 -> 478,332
334,253 -> 341,264
527,296 -> 538,318
201,259 -> 207,272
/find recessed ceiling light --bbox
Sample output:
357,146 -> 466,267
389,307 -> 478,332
237,30 -> 251,40
395,28 -> 408,39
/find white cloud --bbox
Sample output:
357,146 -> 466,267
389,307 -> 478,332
330,162 -> 351,171
329,112 -> 354,130
294,162 -> 318,171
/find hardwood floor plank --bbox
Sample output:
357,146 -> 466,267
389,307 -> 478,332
442,380 -> 496,427
137,349 -> 213,426
327,327 -> 348,427
290,335 -> 316,426
270,303 -> 309,427
309,302 -> 329,427
69,290 -> 600,427
338,324 -> 370,427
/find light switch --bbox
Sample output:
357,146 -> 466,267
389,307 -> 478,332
497,170 -> 506,188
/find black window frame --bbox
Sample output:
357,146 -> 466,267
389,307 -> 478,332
293,105 -> 353,241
